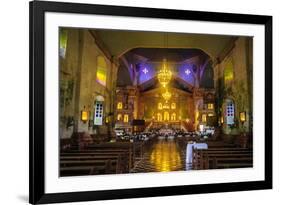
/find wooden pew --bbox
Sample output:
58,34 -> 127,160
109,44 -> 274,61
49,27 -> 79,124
60,142 -> 136,176
192,148 -> 253,170
60,159 -> 118,176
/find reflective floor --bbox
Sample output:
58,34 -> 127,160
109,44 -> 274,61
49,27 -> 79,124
131,138 -> 186,173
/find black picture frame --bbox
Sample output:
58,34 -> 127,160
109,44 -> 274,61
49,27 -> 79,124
29,0 -> 272,204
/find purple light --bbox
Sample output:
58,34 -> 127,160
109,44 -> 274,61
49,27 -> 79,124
185,69 -> 191,75
142,68 -> 148,74
177,64 -> 195,85
138,64 -> 155,84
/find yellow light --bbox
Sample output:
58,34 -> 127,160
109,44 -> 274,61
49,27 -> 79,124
117,114 -> 122,121
171,102 -> 176,109
96,71 -> 106,86
97,56 -> 107,86
207,103 -> 214,110
164,111 -> 170,121
124,114 -> 129,123
162,89 -> 171,101
81,108 -> 88,123
157,113 -> 162,121
220,116 -> 224,124
224,60 -> 234,83
117,102 -> 123,109
240,112 -> 246,122
171,113 -> 176,121
149,141 -> 182,172
158,103 -> 163,110
202,114 -> 207,122
157,59 -> 172,88
163,102 -> 170,109
195,111 -> 199,120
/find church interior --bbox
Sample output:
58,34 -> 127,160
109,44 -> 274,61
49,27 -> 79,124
59,28 -> 253,176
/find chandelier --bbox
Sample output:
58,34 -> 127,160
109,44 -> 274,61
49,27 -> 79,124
162,89 -> 172,101
157,59 -> 172,88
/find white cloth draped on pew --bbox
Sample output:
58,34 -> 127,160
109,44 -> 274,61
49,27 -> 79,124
186,143 -> 208,168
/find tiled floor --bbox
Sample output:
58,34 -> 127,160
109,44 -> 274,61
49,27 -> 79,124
131,139 -> 186,173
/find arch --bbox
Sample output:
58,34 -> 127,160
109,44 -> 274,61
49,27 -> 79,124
164,112 -> 170,121
93,100 -> 104,125
124,114 -> 129,123
157,113 -> 162,121
171,113 -> 176,121
96,56 -> 107,86
95,95 -> 105,101
117,114 -> 122,121
158,102 -> 163,110
224,98 -> 235,125
200,61 -> 214,88
171,103 -> 176,109
117,102 -> 123,109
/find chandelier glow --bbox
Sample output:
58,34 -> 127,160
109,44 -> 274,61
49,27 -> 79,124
157,59 -> 172,88
163,102 -> 170,110
162,89 -> 172,101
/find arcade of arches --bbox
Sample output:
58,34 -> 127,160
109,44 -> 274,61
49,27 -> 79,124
59,28 -> 253,175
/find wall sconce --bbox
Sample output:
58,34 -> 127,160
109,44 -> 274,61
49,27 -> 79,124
239,111 -> 246,123
220,116 -> 224,124
81,106 -> 88,123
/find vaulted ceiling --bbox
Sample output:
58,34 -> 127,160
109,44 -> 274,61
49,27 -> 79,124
92,29 -> 234,92
94,29 -> 235,59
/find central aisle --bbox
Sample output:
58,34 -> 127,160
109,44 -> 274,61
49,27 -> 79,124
131,138 -> 186,173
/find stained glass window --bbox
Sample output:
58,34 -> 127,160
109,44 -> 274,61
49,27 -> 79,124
226,101 -> 235,125
171,113 -> 176,121
224,60 -> 234,83
59,28 -> 68,58
207,103 -> 214,110
94,101 -> 103,125
96,56 -> 107,86
157,113 -> 162,121
117,102 -> 123,109
117,114 -> 122,121
124,114 -> 129,123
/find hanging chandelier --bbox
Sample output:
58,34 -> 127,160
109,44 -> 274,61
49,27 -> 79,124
162,89 -> 172,101
157,59 -> 172,88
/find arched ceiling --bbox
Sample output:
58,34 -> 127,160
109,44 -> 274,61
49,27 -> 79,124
93,29 -> 235,59
115,47 -> 215,91
126,48 -> 208,63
